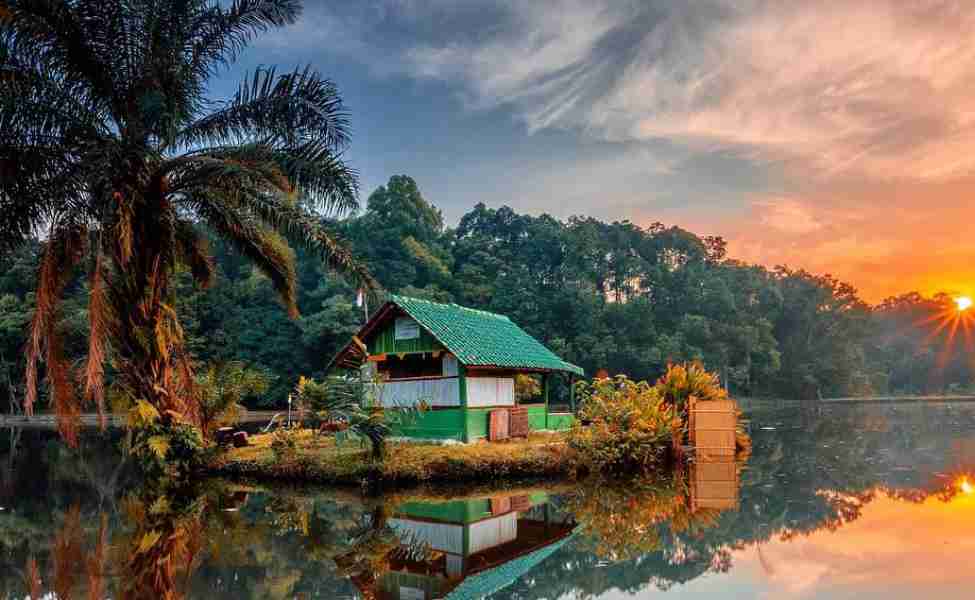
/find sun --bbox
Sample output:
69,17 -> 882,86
956,296 -> 973,312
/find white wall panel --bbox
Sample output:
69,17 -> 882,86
388,519 -> 464,555
377,378 -> 460,408
467,513 -> 518,554
466,377 -> 515,408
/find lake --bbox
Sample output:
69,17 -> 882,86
1,402 -> 974,599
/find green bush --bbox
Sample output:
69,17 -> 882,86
567,375 -> 680,473
129,420 -> 204,479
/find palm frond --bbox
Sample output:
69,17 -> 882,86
2,0 -> 119,113
188,0 -> 301,79
25,223 -> 86,414
176,65 -> 351,154
84,249 -> 110,428
174,218 -> 215,288
192,195 -> 300,317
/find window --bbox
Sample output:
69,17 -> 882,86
443,354 -> 458,377
394,317 -> 420,340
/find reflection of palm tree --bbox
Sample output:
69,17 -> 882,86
756,543 -> 775,577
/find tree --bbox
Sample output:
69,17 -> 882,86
0,0 -> 374,447
195,360 -> 269,441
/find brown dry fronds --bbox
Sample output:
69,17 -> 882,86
85,251 -> 110,429
53,505 -> 85,599
25,226 -> 85,415
86,515 -> 109,600
24,556 -> 42,599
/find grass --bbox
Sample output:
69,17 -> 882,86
207,430 -> 577,487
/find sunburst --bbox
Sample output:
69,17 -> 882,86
916,296 -> 975,371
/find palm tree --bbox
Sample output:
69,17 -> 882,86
0,0 -> 375,445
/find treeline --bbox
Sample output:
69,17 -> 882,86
1,175 -> 972,408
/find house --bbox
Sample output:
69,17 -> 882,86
343,492 -> 577,600
328,295 -> 583,442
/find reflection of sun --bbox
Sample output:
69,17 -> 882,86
957,296 -> 973,312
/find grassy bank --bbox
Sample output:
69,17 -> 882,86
207,430 -> 576,487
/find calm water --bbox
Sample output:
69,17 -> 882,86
2,402 -> 975,599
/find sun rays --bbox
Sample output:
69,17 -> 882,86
916,296 -> 975,371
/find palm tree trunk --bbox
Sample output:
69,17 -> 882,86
109,192 -> 194,423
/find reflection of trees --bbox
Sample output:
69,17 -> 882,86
6,403 -> 975,598
499,404 -> 975,599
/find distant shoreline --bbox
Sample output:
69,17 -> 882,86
0,410 -> 282,429
740,395 -> 975,406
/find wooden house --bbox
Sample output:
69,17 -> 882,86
328,295 -> 583,442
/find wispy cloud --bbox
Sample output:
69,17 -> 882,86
402,0 -> 975,181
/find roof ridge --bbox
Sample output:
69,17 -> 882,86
391,294 -> 511,321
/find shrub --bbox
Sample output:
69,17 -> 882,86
129,419 -> 204,479
270,427 -> 300,462
568,375 -> 680,473
655,362 -> 728,415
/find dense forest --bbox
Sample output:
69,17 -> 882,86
1,174 -> 972,409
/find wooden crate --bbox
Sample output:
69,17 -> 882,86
689,398 -> 738,458
690,455 -> 740,511
509,406 -> 530,438
489,409 -> 510,441
509,495 -> 532,513
491,496 -> 512,515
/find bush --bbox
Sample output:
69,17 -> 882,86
270,427 -> 300,462
130,419 -> 204,479
655,362 -> 728,415
567,375 -> 680,473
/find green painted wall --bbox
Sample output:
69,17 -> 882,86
368,318 -> 443,355
465,407 -> 490,441
391,407 -> 467,441
546,412 -> 575,431
380,571 -> 446,599
396,498 -> 493,524
464,406 -> 574,439
392,401 -> 573,442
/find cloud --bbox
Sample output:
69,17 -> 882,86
401,0 -> 975,181
752,198 -> 823,235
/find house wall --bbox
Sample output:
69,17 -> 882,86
391,407 -> 467,441
466,377 -> 515,408
368,315 -> 443,355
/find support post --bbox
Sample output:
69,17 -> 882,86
569,374 -> 576,413
459,364 -> 469,443
542,373 -> 550,430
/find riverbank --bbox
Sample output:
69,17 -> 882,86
207,430 -> 576,487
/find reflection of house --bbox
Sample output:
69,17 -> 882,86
358,494 -> 576,600
329,295 -> 583,442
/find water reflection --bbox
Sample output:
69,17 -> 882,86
1,402 -> 975,599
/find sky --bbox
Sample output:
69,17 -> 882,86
215,0 -> 975,303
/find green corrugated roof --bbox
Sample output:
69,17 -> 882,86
444,533 -> 576,600
390,295 -> 583,376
